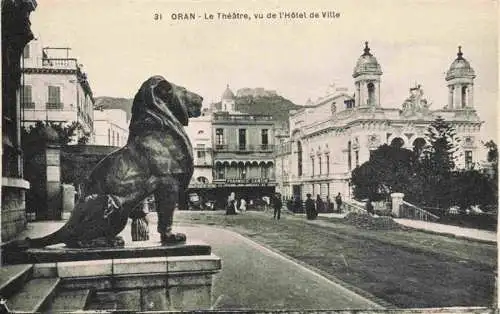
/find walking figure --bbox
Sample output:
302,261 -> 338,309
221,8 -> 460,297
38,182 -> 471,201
272,193 -> 283,220
366,199 -> 375,215
305,193 -> 317,220
335,193 -> 343,213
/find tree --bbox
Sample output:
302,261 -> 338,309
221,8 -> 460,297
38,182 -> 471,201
452,169 -> 497,211
419,117 -> 460,209
22,121 -> 86,146
351,144 -> 419,202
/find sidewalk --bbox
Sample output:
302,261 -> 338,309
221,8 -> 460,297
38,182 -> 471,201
284,211 -> 496,243
394,218 -> 497,243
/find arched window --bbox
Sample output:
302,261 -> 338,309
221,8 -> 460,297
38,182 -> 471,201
367,82 -> 375,106
461,86 -> 467,108
261,164 -> 268,178
390,137 -> 405,149
297,141 -> 303,177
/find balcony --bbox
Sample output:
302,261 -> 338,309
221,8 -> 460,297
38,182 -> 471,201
46,102 -> 64,110
21,102 -> 35,109
42,58 -> 78,70
213,144 -> 275,152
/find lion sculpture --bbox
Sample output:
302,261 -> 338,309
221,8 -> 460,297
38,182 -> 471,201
9,76 -> 202,248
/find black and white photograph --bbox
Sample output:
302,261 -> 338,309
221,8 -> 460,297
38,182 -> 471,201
0,0 -> 498,312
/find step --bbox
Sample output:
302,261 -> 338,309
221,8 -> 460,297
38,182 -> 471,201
86,291 -> 117,311
0,264 -> 33,298
45,289 -> 92,312
7,277 -> 60,313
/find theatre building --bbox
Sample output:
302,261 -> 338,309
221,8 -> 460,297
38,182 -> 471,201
211,86 -> 277,206
276,42 -> 483,202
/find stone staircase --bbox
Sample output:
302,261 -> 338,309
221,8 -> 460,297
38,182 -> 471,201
0,264 -> 91,313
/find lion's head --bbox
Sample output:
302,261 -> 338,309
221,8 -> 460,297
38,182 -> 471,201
131,76 -> 203,126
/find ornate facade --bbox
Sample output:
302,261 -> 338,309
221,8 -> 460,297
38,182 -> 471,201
276,43 -> 483,202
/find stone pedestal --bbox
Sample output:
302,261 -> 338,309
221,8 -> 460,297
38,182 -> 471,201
61,184 -> 76,220
2,240 -> 222,311
390,192 -> 405,217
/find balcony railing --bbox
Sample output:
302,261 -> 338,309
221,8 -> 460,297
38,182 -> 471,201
46,102 -> 64,110
42,58 -> 78,70
214,144 -> 275,152
22,102 -> 35,109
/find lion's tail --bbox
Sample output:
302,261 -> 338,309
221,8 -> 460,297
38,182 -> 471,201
3,227 -> 67,251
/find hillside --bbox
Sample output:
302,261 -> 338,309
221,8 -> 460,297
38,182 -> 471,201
95,91 -> 301,125
94,97 -> 133,120
215,93 -> 301,124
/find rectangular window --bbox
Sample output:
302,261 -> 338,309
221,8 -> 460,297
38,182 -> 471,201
239,129 -> 246,150
23,44 -> 30,58
261,129 -> 269,149
465,150 -> 473,169
21,85 -> 33,108
326,155 -> 330,174
355,151 -> 359,167
197,150 -> 206,159
108,129 -> 111,145
47,86 -> 61,109
318,156 -> 322,175
311,157 -> 315,176
215,128 -> 224,148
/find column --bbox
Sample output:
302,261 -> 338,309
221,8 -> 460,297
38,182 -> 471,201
390,192 -> 404,217
355,82 -> 360,107
376,81 -> 381,107
448,86 -> 454,109
468,84 -> 474,108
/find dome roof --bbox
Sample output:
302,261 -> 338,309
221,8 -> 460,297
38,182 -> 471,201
446,46 -> 475,81
221,85 -> 235,100
353,42 -> 382,78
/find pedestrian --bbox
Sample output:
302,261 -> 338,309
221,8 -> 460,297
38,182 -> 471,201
239,198 -> 247,213
272,193 -> 283,220
335,193 -> 343,213
305,193 -> 317,220
226,192 -> 237,215
326,196 -> 333,212
294,195 -> 302,213
316,194 -> 324,213
366,199 -> 375,215
130,199 -> 149,241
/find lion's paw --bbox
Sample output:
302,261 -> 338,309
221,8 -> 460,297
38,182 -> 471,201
160,232 -> 186,245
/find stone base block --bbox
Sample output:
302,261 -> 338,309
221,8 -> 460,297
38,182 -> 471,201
6,241 -> 221,311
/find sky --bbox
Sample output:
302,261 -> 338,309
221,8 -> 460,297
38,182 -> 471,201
30,0 -> 498,139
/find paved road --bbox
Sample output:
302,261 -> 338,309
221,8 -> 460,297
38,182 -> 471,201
175,225 -> 382,310
13,218 -> 382,310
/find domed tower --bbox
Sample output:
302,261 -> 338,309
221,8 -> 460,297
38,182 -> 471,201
221,84 -> 236,112
353,42 -> 383,108
445,46 -> 476,110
